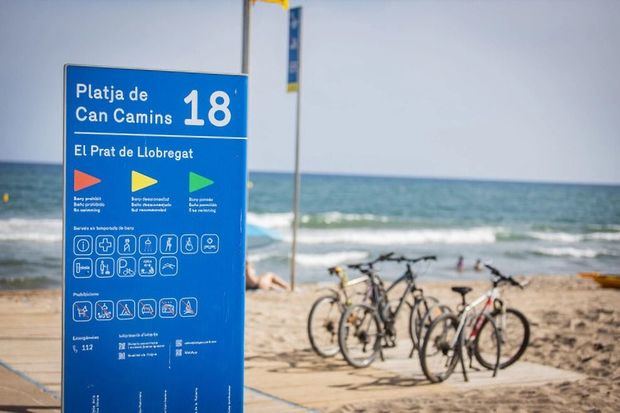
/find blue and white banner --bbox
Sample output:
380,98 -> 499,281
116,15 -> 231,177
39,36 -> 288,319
287,7 -> 302,92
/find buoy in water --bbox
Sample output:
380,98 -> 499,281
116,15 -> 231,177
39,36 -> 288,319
2,193 -> 8,203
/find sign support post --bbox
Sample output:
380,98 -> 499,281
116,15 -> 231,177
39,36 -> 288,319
288,6 -> 302,291
242,0 -> 251,74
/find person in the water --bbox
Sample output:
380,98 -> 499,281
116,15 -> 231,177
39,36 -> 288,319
456,255 -> 464,272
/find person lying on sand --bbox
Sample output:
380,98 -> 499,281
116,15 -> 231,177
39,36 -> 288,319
245,261 -> 289,291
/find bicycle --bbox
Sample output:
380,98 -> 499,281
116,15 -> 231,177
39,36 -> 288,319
474,264 -> 530,370
337,254 -> 439,368
419,264 -> 529,382
307,262 -> 370,358
419,290 -> 500,383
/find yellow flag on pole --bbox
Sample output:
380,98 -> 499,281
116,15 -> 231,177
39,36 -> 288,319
252,0 -> 289,10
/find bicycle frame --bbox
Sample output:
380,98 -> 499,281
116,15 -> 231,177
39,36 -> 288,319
326,267 -> 370,306
451,286 -> 499,348
363,266 -> 420,326
386,270 -> 421,316
345,254 -> 435,317
340,275 -> 370,305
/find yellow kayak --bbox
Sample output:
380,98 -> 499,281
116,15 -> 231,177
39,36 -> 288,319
579,272 -> 620,289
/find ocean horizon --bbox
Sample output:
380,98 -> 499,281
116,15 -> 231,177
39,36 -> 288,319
2,159 -> 619,187
0,161 -> 619,289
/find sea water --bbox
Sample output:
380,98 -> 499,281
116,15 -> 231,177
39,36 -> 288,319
1,162 -> 619,289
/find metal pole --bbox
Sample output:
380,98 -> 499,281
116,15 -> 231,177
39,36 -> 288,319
290,13 -> 302,292
241,0 -> 251,74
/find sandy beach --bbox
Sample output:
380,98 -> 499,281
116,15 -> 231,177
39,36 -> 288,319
245,274 -> 619,412
0,274 -> 618,412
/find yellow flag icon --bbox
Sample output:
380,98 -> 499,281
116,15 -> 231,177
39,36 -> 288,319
252,0 -> 289,10
131,170 -> 158,192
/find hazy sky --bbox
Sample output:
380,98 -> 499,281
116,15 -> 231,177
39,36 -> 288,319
1,0 -> 619,183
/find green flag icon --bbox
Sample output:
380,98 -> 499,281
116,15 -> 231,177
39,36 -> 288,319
189,172 -> 214,193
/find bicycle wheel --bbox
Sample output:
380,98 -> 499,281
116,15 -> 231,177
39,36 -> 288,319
307,295 -> 343,357
416,302 -> 452,350
474,307 -> 530,369
469,312 -> 501,378
338,303 -> 382,368
419,313 -> 460,383
409,296 -> 438,350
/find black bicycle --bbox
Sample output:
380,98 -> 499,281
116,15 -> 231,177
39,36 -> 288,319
337,253 -> 439,368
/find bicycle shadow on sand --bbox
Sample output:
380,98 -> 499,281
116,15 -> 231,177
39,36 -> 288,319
245,347 -> 353,374
245,347 -> 432,391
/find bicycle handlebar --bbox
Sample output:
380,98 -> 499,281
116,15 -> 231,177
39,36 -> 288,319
386,255 -> 437,264
346,263 -> 374,271
327,266 -> 343,276
345,252 -> 437,270
484,264 -> 501,276
484,264 -> 524,289
346,252 -> 396,270
377,252 -> 396,262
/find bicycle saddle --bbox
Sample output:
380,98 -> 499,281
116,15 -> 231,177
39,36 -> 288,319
451,286 -> 472,296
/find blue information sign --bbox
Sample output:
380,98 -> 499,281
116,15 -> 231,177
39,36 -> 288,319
63,65 -> 247,412
287,7 -> 302,92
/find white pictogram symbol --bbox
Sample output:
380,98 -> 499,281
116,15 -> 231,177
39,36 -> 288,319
95,258 -> 114,278
159,256 -> 178,276
139,235 -> 157,255
117,300 -> 135,320
159,298 -> 177,319
160,234 -> 178,254
138,299 -> 157,319
95,235 -> 115,256
73,258 -> 93,278
180,234 -> 198,254
95,300 -> 114,321
117,235 -> 136,255
179,297 -> 198,318
117,257 -> 136,277
200,234 -> 219,254
138,257 -> 157,277
73,301 -> 92,322
73,236 -> 93,256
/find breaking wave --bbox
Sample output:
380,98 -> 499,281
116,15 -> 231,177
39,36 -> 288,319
248,250 -> 369,267
247,211 -> 391,229
294,251 -> 369,267
528,231 -> 620,243
532,247 -> 614,259
285,227 -> 499,245
0,218 -> 62,243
